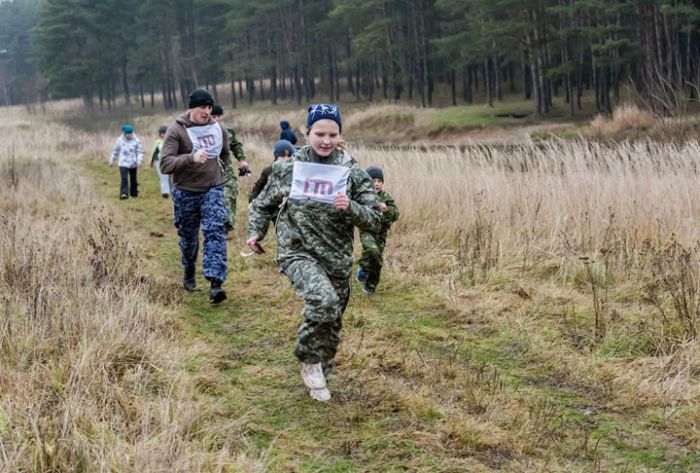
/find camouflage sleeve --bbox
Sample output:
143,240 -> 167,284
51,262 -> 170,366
249,166 -> 272,203
383,193 -> 400,224
247,164 -> 286,240
225,159 -> 236,181
227,126 -> 246,162
219,124 -> 231,166
346,167 -> 382,232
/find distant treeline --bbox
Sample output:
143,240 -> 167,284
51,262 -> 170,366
1,0 -> 699,116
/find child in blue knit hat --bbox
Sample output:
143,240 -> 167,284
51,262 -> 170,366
109,124 -> 143,200
249,139 -> 295,204
356,166 -> 400,294
279,120 -> 297,145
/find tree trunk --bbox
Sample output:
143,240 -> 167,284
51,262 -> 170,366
247,77 -> 255,104
334,58 -> 341,102
495,57 -> 502,101
485,59 -> 493,107
347,65 -> 356,98
462,67 -> 472,103
139,79 -> 145,108
121,60 -> 130,105
328,45 -> 335,102
271,66 -> 278,105
293,65 -> 303,105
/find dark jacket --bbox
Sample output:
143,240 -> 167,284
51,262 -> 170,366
280,122 -> 297,145
249,165 -> 273,203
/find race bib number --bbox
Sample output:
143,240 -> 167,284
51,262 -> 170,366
186,123 -> 223,159
289,161 -> 350,204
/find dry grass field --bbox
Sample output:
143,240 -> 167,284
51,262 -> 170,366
1,100 -> 699,472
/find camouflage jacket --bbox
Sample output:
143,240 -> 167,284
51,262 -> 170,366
224,125 -> 246,181
248,146 -> 381,278
363,189 -> 399,237
225,125 -> 246,162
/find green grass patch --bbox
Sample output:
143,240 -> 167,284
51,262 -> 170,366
428,100 -> 535,132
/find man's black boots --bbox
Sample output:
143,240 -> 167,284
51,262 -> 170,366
183,267 -> 196,292
209,280 -> 226,304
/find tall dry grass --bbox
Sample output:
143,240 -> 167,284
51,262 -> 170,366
337,140 -> 700,281
0,115 -> 264,471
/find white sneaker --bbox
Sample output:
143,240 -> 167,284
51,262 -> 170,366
309,387 -> 331,402
300,362 -> 326,390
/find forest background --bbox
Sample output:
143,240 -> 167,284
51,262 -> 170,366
1,0 -> 700,118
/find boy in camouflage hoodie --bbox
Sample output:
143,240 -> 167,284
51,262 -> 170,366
357,166 -> 400,294
247,104 -> 381,402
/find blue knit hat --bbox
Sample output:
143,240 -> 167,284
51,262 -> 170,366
280,120 -> 290,129
366,166 -> 384,181
306,104 -> 342,133
273,140 -> 295,160
122,124 -> 134,134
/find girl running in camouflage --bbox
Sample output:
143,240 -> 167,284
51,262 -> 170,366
247,104 -> 381,402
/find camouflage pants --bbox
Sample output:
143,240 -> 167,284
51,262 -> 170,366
172,185 -> 228,283
224,162 -> 238,231
283,259 -> 350,370
358,231 -> 387,288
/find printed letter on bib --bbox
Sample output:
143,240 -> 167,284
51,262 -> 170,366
289,161 -> 351,204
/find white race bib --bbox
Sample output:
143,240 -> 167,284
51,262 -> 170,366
289,161 -> 350,204
186,123 -> 223,160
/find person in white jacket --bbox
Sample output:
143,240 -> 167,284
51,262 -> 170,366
109,124 -> 144,199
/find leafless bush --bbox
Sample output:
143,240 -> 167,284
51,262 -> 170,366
586,104 -> 657,138
642,239 -> 700,344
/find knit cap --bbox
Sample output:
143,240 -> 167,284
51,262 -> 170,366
273,140 -> 295,160
122,124 -> 134,134
366,166 -> 384,181
306,104 -> 342,133
211,104 -> 224,116
188,89 -> 214,109
280,120 -> 290,129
